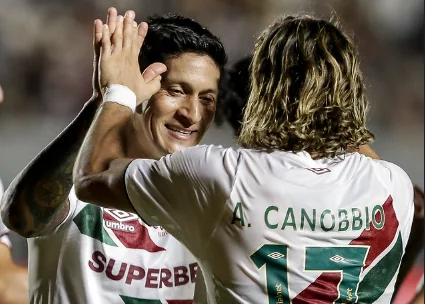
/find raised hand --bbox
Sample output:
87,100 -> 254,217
92,8 -> 118,100
99,9 -> 167,105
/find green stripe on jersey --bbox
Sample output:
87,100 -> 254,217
73,204 -> 117,246
120,295 -> 161,304
357,232 -> 403,302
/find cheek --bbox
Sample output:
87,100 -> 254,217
202,106 -> 216,125
148,94 -> 179,122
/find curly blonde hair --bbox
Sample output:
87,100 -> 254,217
237,15 -> 374,157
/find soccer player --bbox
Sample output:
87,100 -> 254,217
221,55 -> 424,303
73,12 -> 415,303
1,8 -> 227,303
0,85 -> 28,304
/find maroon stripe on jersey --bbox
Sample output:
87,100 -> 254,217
292,196 -> 398,303
292,274 -> 341,304
350,196 -> 398,270
103,211 -> 165,252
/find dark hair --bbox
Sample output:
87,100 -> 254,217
215,56 -> 251,135
139,13 -> 227,73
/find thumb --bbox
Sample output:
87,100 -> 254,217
142,63 -> 167,83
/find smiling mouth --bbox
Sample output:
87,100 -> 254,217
165,125 -> 196,135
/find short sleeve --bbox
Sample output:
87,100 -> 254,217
0,179 -> 11,248
125,145 -> 240,256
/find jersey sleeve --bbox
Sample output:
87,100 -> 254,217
0,179 -> 11,248
52,186 -> 79,233
125,145 -> 240,256
376,160 -> 415,247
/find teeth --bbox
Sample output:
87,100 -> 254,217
168,126 -> 192,135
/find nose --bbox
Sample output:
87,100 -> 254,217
176,95 -> 201,125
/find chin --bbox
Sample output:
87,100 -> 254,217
165,142 -> 195,154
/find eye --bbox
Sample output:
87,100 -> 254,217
168,88 -> 184,96
201,96 -> 216,104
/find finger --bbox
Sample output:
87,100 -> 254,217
106,7 -> 118,35
111,15 -> 124,52
142,62 -> 167,83
137,22 -> 148,51
131,21 -> 139,55
93,19 -> 103,57
123,10 -> 135,50
0,85 -> 4,104
101,24 -> 111,57
147,74 -> 163,94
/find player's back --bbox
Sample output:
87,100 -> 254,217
201,150 -> 414,303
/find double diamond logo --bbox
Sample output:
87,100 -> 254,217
268,252 -> 285,260
104,209 -> 139,222
330,255 -> 345,263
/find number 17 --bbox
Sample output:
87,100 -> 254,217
250,244 -> 369,303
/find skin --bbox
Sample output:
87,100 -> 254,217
394,185 -> 424,300
1,8 -> 219,237
411,287 -> 424,304
127,53 -> 219,160
74,12 -> 422,303
0,86 -> 28,303
0,7 -> 219,303
0,245 -> 28,304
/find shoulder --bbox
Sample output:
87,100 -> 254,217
374,160 -> 412,184
129,145 -> 242,173
170,144 -> 240,160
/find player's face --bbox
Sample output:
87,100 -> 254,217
134,53 -> 220,158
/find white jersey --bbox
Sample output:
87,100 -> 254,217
125,145 -> 415,304
0,179 -> 12,248
28,187 -> 198,304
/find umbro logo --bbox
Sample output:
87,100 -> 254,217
104,209 -> 139,222
74,204 -> 166,252
104,209 -> 138,233
306,168 -> 331,175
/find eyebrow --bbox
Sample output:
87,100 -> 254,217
164,79 -> 219,95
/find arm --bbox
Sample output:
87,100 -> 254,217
357,144 -> 380,160
0,9 -> 122,237
73,102 -> 134,212
0,245 -> 28,304
410,286 -> 424,304
73,10 -> 165,211
347,144 -> 380,160
0,97 -> 100,238
393,185 -> 424,299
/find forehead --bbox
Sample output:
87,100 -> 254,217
163,53 -> 220,91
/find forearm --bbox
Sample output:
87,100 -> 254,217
1,97 -> 100,237
0,246 -> 28,304
0,267 -> 28,304
73,102 -> 133,209
394,215 -> 424,296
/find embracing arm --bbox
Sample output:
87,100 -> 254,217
347,144 -> 380,160
0,245 -> 28,304
0,99 -> 100,237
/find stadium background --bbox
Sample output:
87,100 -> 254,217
0,0 -> 422,302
